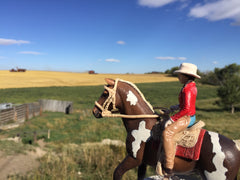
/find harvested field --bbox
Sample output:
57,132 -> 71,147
0,70 -> 178,89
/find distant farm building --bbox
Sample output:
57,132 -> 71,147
88,70 -> 95,74
10,67 -> 26,72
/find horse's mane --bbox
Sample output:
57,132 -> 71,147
118,79 -> 155,113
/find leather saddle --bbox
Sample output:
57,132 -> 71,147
152,120 -> 205,148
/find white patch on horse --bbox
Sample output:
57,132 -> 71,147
204,131 -> 227,180
126,90 -> 138,106
131,121 -> 151,158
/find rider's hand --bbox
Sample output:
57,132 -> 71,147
170,104 -> 179,112
165,118 -> 174,128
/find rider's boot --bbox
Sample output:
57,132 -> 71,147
163,168 -> 180,180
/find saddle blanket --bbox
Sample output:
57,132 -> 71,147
175,129 -> 206,160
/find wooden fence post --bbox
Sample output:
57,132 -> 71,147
48,129 -> 51,139
26,104 -> 29,120
33,131 -> 37,143
14,107 -> 17,122
40,105 -> 42,116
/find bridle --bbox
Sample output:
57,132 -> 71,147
95,79 -> 161,119
95,79 -> 119,117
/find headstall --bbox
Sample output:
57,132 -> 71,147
95,79 -> 161,119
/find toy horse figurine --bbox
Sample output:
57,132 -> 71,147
92,78 -> 240,180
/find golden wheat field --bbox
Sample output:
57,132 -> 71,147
0,70 -> 178,89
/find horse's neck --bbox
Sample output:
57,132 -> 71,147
116,82 -> 157,132
118,84 -> 154,116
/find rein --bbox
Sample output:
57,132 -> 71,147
95,79 -> 162,119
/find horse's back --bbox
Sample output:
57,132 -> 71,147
198,131 -> 240,180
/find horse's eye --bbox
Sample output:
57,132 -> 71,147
102,91 -> 109,98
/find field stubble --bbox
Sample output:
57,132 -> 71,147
0,70 -> 178,89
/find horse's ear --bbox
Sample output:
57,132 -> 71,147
105,78 -> 115,86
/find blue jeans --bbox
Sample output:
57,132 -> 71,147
188,115 -> 196,127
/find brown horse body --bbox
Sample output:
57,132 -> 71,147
93,78 -> 240,180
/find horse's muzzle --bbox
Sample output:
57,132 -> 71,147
92,106 -> 103,118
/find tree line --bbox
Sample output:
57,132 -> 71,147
165,63 -> 240,114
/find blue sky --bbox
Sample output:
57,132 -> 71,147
0,0 -> 240,74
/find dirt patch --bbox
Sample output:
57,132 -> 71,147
0,139 -> 46,180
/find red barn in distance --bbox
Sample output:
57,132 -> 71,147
88,70 -> 95,74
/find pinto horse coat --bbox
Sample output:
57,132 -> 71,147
93,78 -> 240,180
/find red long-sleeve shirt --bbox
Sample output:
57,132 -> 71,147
171,81 -> 197,121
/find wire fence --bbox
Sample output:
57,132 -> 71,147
0,103 -> 42,125
0,99 -> 73,126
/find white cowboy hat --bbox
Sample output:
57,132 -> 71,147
174,63 -> 201,79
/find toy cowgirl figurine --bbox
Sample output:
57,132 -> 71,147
157,63 -> 201,179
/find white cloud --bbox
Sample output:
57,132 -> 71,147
0,38 -> 30,45
213,61 -> 218,64
138,0 -> 240,25
155,56 -> 187,60
155,56 -> 175,60
105,58 -> 120,63
178,57 -> 187,60
18,51 -> 43,55
138,0 -> 177,8
117,41 -> 126,45
189,0 -> 240,25
178,0 -> 191,10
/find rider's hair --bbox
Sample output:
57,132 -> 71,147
183,74 -> 195,81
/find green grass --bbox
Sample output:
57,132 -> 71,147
0,85 -> 103,109
0,81 -> 239,179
